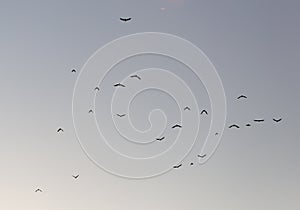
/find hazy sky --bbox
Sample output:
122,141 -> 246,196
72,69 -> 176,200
0,0 -> 299,209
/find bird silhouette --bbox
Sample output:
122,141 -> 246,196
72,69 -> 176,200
173,164 -> 182,169
254,119 -> 264,122
273,118 -> 282,123
57,128 -> 64,133
94,87 -> 100,91
35,189 -> 42,193
184,106 -> 191,111
200,110 -> 208,115
215,132 -> 219,136
172,124 -> 182,129
72,175 -> 79,179
114,83 -> 126,88
71,69 -> 76,73
237,95 -> 247,99
130,75 -> 141,80
116,114 -> 126,117
120,17 -> 132,22
197,154 -> 207,158
88,109 -> 93,114
156,136 -> 165,141
190,162 -> 194,166
246,123 -> 251,127
228,124 -> 240,129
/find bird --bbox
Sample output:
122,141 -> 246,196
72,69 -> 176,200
184,106 -> 191,111
273,118 -> 282,123
172,124 -> 182,129
57,128 -> 64,133
94,87 -> 100,91
88,109 -> 93,114
246,123 -> 251,127
197,154 -> 207,158
156,136 -> 165,141
215,132 -> 219,136
114,83 -> 126,88
228,124 -> 240,129
116,114 -> 126,117
72,175 -> 79,179
237,95 -> 247,100
190,162 -> 194,166
71,69 -> 76,73
130,75 -> 141,80
173,164 -> 182,169
120,17 -> 132,22
35,189 -> 42,193
200,109 -> 208,115
254,119 -> 264,123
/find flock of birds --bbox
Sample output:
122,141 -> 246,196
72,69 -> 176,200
36,17 -> 283,192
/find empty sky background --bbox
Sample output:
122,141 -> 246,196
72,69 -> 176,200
0,0 -> 299,209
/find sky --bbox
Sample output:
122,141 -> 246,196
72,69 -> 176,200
0,0 -> 299,209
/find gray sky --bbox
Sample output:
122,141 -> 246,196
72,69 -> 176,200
0,0 -> 299,209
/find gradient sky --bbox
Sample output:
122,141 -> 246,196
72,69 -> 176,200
0,0 -> 299,209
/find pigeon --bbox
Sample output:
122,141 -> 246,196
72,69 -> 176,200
228,124 -> 240,129
116,114 -> 126,117
197,154 -> 207,158
273,118 -> 282,123
130,75 -> 141,80
172,124 -> 182,129
254,119 -> 264,123
114,83 -> 126,88
71,69 -> 76,73
35,189 -> 42,193
120,17 -> 132,22
88,109 -> 93,114
72,175 -> 79,179
156,137 -> 165,141
237,95 -> 247,100
190,162 -> 194,166
200,110 -> 208,115
246,123 -> 251,127
94,87 -> 100,91
57,128 -> 64,133
173,164 -> 182,169
184,106 -> 191,111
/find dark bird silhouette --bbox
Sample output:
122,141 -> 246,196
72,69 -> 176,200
35,189 -> 42,193
200,110 -> 208,115
237,95 -> 247,100
215,132 -> 219,136
88,109 -> 93,114
116,114 -> 126,117
198,154 -> 207,158
184,106 -> 191,111
120,17 -> 132,22
72,175 -> 79,179
254,119 -> 264,122
172,124 -> 182,129
173,164 -> 182,169
94,87 -> 100,91
130,75 -> 141,80
246,123 -> 251,127
228,124 -> 240,129
57,128 -> 64,133
114,83 -> 126,88
190,162 -> 194,166
273,118 -> 282,123
71,69 -> 76,73
156,136 -> 165,141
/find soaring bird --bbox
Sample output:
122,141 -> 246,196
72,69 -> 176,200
197,154 -> 207,158
120,17 -> 132,22
35,189 -> 42,193
72,175 -> 79,179
190,162 -> 194,166
114,83 -> 126,88
156,136 -> 165,141
237,95 -> 247,100
228,124 -> 240,129
254,119 -> 264,123
71,69 -> 76,73
273,118 -> 282,123
57,128 -> 64,133
130,75 -> 141,80
184,106 -> 191,111
173,164 -> 182,169
246,123 -> 251,127
200,110 -> 208,115
88,109 -> 93,114
172,124 -> 182,129
116,114 -> 126,117
94,87 -> 100,91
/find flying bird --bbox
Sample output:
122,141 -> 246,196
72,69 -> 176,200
94,87 -> 100,91
273,118 -> 282,123
254,119 -> 264,122
114,83 -> 126,88
228,124 -> 240,129
35,189 -> 42,193
172,124 -> 182,129
120,17 -> 132,22
215,132 -> 219,136
156,136 -> 165,141
237,95 -> 247,100
190,162 -> 194,166
200,110 -> 208,115
71,69 -> 76,73
130,75 -> 141,80
173,164 -> 182,169
197,154 -> 207,158
116,114 -> 126,117
246,123 -> 251,127
57,128 -> 64,133
72,175 -> 79,179
184,106 -> 191,111
88,109 -> 93,114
